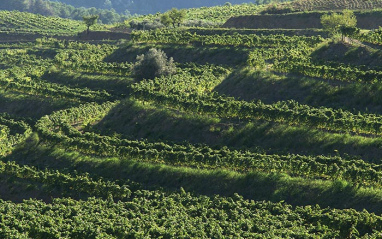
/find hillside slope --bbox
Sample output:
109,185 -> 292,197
0,10 -> 87,35
0,0 -> 130,24
223,10 -> 382,29
52,0 -> 284,14
290,0 -> 382,11
2,4 -> 382,237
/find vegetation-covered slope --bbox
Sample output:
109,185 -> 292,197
0,10 -> 89,35
0,0 -> 292,24
52,0 -> 289,15
2,1 -> 382,237
290,0 -> 382,11
0,0 -> 130,24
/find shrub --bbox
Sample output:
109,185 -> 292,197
260,4 -> 295,14
321,10 -> 357,37
160,14 -> 172,27
83,15 -> 99,34
132,48 -> 177,80
168,8 -> 186,27
182,20 -> 219,28
128,19 -> 164,30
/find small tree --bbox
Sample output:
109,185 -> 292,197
83,15 -> 99,34
321,10 -> 357,38
132,48 -> 176,80
160,13 -> 172,27
168,8 -> 186,27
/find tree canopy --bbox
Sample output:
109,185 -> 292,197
321,10 -> 357,37
160,8 -> 186,28
83,15 -> 99,33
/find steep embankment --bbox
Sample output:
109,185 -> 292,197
223,11 -> 382,29
311,41 -> 382,67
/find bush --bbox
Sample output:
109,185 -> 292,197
132,48 -> 177,80
182,20 -> 219,28
321,10 -> 357,37
128,19 -> 164,30
260,4 -> 295,14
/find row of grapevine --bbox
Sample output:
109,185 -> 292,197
246,39 -> 382,83
0,161 -> 131,200
291,0 -> 382,11
1,191 -> 381,238
0,38 -> 132,77
275,57 -> 382,83
0,113 -> 31,156
356,28 -> 382,45
0,65 -> 113,102
131,69 -> 382,136
130,3 -> 263,24
34,101 -> 382,187
3,4 -> 382,238
0,10 -> 101,36
131,29 -> 323,48
131,30 -> 382,85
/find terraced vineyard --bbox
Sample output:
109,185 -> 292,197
130,3 -> 264,25
0,11 -> 84,35
0,10 -> 109,37
4,3 -> 382,237
290,0 -> 382,11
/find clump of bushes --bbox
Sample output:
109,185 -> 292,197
132,48 -> 177,80
128,19 -> 164,30
321,10 -> 357,39
182,19 -> 219,28
260,4 -> 295,14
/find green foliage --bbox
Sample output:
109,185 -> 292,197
128,3 -> 263,27
0,161 -> 131,200
321,10 -> 357,37
0,114 -> 31,156
131,29 -> 323,47
292,0 -> 382,11
357,27 -> 382,45
0,190 -> 381,238
260,3 -> 295,14
34,99 -> 382,187
132,48 -> 176,80
0,10 -> 98,36
168,8 -> 186,27
160,13 -> 172,27
0,0 -> 131,24
339,25 -> 360,40
83,15 -> 99,33
3,6 -> 382,236
132,69 -> 382,136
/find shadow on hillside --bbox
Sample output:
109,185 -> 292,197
41,71 -> 134,98
0,93 -> 77,120
213,67 -> 382,115
89,98 -> 228,145
311,40 -> 382,68
87,98 -> 382,163
4,134 -> 382,214
0,173 -> 94,204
